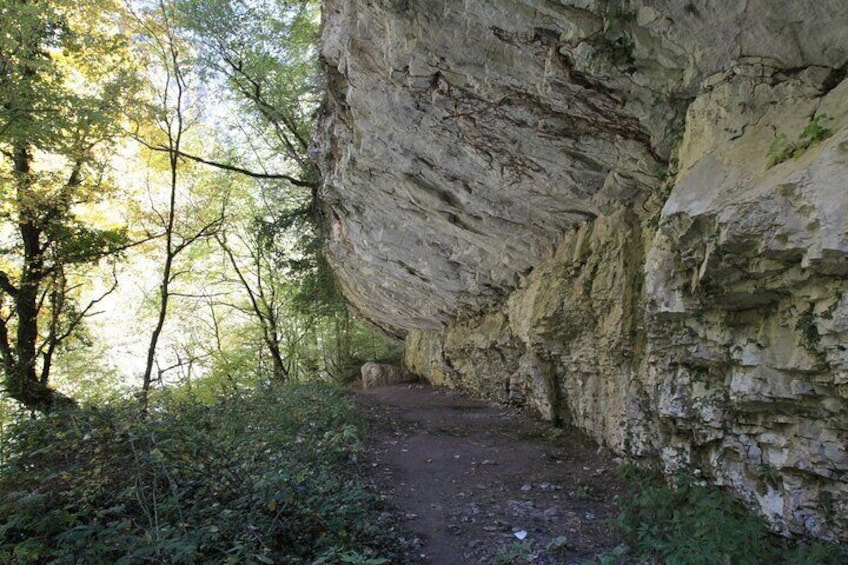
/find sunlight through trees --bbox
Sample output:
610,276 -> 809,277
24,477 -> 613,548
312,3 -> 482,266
0,0 -> 140,410
0,0 -> 397,412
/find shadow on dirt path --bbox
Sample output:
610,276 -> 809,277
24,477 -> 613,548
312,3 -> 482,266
357,384 -> 629,564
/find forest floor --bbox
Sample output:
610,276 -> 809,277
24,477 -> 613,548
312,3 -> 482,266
356,383 -> 630,564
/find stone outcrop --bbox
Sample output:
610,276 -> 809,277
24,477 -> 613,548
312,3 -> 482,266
360,361 -> 417,389
317,0 -> 848,541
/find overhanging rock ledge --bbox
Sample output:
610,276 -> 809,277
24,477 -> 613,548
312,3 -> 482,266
316,0 -> 848,542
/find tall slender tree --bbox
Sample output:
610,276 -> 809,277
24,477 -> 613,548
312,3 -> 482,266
129,0 -> 224,407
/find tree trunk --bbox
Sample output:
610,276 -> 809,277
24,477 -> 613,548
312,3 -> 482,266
13,145 -> 42,392
2,144 -> 74,411
140,2 -> 184,409
266,337 -> 288,382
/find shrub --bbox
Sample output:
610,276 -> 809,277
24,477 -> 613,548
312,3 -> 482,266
0,382 -> 401,564
613,466 -> 848,564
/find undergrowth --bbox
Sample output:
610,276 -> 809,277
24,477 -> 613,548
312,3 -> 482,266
0,382 -> 400,564
608,466 -> 847,564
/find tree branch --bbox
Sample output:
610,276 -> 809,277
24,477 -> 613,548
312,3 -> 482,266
135,137 -> 317,188
172,215 -> 223,255
221,55 -> 311,161
168,290 -> 231,299
0,270 -> 17,297
54,271 -> 119,347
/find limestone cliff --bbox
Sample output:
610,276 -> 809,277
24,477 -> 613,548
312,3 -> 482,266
316,0 -> 848,541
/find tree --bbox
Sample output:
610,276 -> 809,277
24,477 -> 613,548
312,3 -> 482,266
174,0 -> 324,278
132,0 -> 326,383
174,0 -> 399,384
0,0 -> 137,410
177,0 -> 320,177
213,180 -> 325,382
216,228 -> 291,381
129,0 -> 223,407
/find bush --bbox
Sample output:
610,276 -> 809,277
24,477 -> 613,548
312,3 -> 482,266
613,466 -> 848,564
0,382 -> 401,564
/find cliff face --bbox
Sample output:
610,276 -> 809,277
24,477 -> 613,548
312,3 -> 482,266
317,0 -> 848,541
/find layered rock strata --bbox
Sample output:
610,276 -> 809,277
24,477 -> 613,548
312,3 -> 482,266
317,0 -> 848,541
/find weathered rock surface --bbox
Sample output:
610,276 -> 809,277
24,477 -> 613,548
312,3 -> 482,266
361,361 -> 417,389
317,0 -> 848,542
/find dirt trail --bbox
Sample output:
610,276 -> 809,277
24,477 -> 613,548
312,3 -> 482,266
357,384 -> 628,564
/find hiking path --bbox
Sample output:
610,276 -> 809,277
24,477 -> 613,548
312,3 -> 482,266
356,384 -> 629,564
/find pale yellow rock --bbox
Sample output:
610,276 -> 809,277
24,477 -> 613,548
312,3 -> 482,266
360,362 -> 417,390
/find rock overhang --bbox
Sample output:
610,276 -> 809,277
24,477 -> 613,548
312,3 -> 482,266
316,1 -> 848,540
317,0 -> 681,334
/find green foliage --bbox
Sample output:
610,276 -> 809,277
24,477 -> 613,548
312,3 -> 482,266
0,0 -> 137,164
588,543 -> 629,564
613,466 -> 848,564
52,223 -> 130,265
312,547 -> 390,565
494,539 -> 537,564
151,0 -> 376,392
574,483 -> 592,500
491,534 -> 574,564
785,541 -> 848,565
0,382 -> 401,563
616,469 -> 772,563
800,113 -> 834,145
544,535 -> 573,560
755,463 -> 781,495
0,0 -> 140,410
176,0 -> 321,166
767,114 -> 834,167
766,133 -> 793,168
